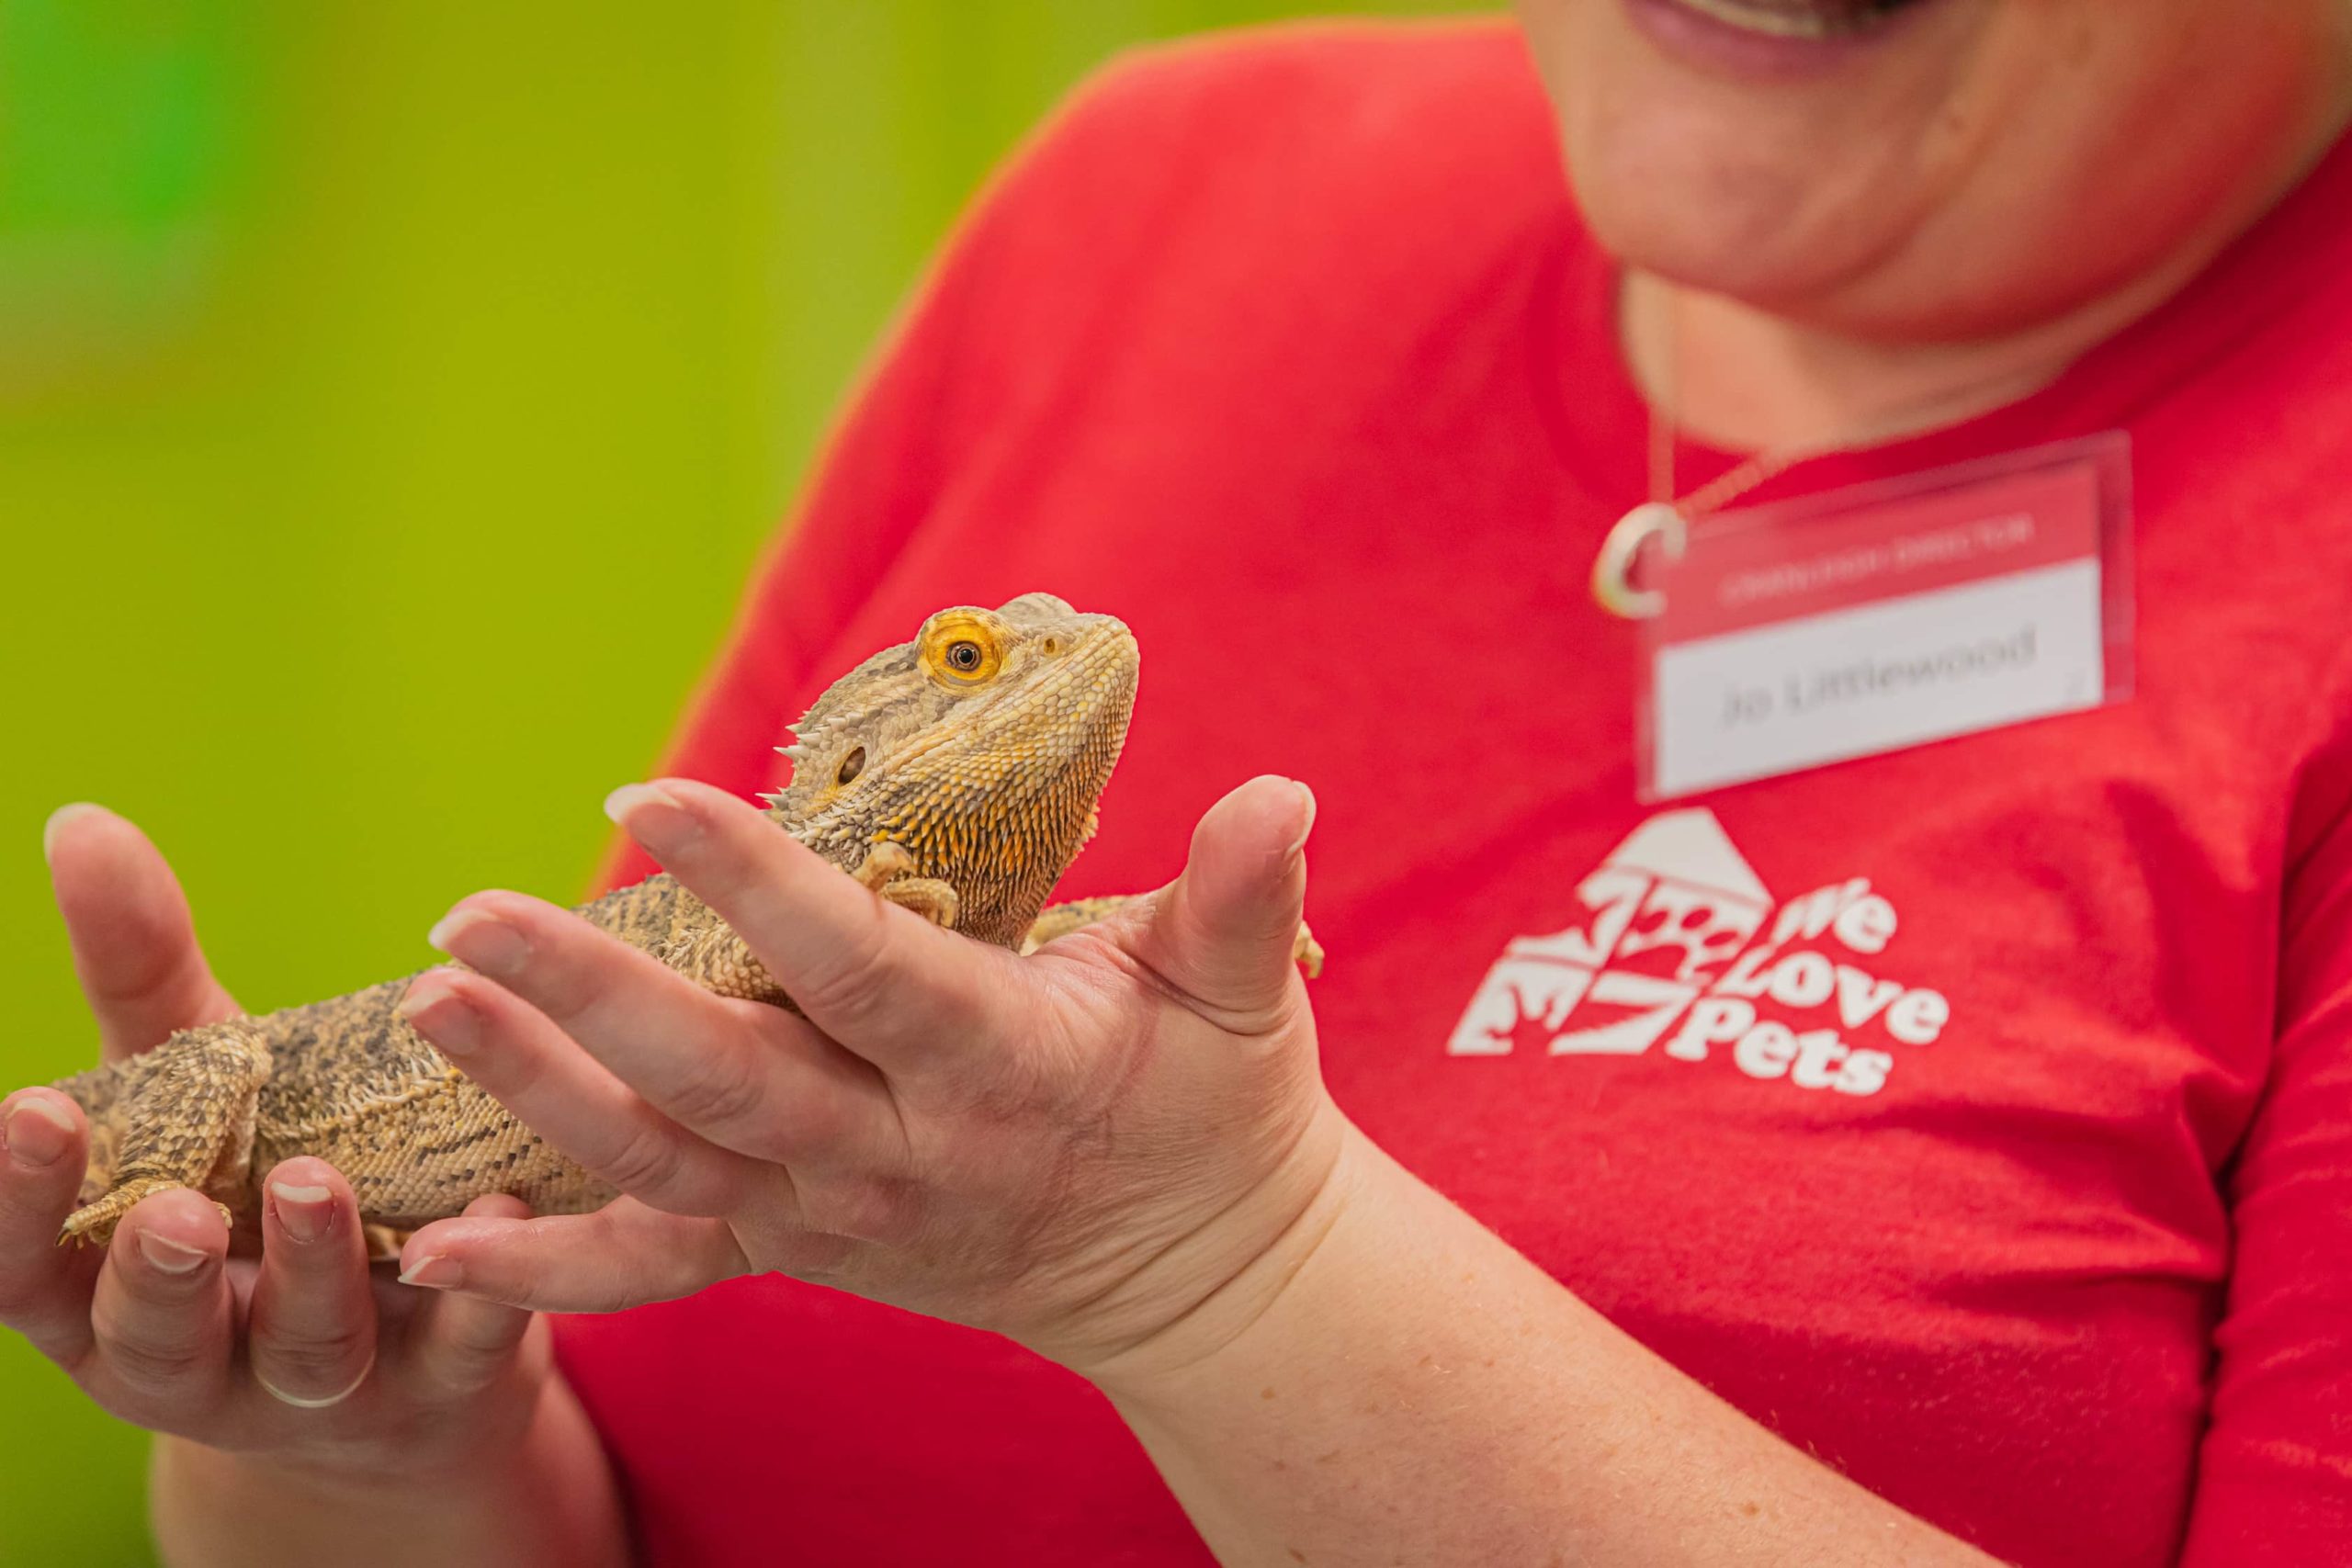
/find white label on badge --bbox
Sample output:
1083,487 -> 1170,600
1651,559 -> 2104,798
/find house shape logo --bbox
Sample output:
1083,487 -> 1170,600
1446,809 -> 1775,1057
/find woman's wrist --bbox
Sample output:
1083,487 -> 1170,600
149,1371 -> 629,1568
1078,1114 -> 1384,1411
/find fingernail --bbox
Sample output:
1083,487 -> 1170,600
426,908 -> 530,976
399,1253 -> 461,1290
269,1181 -> 334,1245
40,803 -> 105,867
259,1355 -> 375,1410
4,1096 -> 74,1168
137,1230 -> 209,1276
1286,781 -> 1318,857
397,972 -> 481,1055
604,781 -> 699,854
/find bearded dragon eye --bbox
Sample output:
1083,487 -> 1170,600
835,746 -> 866,785
921,615 -> 1005,682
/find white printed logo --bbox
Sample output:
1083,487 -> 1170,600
1444,810 -> 1948,1096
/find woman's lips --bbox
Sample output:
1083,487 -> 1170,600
1623,0 -> 1933,79
1668,0 -> 1912,39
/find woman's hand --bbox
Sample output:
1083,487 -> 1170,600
394,773 -> 1343,1380
1,807 -> 568,1495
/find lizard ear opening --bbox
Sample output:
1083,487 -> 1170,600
835,746 -> 867,785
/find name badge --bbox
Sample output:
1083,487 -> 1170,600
1639,434 -> 2132,801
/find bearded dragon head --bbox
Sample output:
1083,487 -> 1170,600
763,592 -> 1140,947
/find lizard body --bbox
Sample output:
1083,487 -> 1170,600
51,592 -> 1167,1248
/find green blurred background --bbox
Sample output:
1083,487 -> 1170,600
0,1 -> 1486,1560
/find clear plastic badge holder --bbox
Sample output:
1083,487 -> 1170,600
1635,432 -> 2134,802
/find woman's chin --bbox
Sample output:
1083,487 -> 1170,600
1550,2 -> 1974,321
1573,153 -> 1919,319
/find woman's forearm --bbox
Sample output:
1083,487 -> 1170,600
149,1374 -> 629,1568
1101,1128 -> 1998,1567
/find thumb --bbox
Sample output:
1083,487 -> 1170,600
1137,775 -> 1316,1027
44,804 -> 242,1062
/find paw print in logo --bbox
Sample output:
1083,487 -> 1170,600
1611,880 -> 1763,985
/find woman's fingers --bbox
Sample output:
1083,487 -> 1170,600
603,779 -> 1005,1071
396,964 -> 774,1217
419,891 -> 906,1170
402,1192 -> 538,1399
86,1188 -> 235,1414
400,1198 -> 756,1314
245,1158 -> 378,1408
1130,774 -> 1317,1032
0,1089 -> 102,1364
44,805 -> 242,1062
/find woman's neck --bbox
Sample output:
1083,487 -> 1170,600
1616,265 -> 2185,455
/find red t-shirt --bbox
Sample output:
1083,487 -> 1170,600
557,21 -> 2352,1565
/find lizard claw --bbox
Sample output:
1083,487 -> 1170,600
880,877 -> 960,929
59,1178 -> 231,1248
851,840 -> 918,890
1295,922 -> 1326,980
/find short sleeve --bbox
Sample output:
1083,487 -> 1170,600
2179,738 -> 2352,1559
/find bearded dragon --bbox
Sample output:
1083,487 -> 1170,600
47,592 -> 1315,1252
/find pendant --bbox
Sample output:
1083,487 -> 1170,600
1591,502 -> 1689,620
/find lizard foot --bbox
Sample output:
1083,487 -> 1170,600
1021,895 -> 1146,955
61,1178 -> 234,1249
1295,921 -> 1326,980
851,840 -> 917,890
852,840 -> 960,930
1023,895 -> 1324,977
881,877 -> 960,929
362,1223 -> 413,1263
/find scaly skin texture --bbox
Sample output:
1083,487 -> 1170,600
51,592 -> 1147,1249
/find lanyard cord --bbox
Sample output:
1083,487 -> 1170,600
1598,287 -> 2052,620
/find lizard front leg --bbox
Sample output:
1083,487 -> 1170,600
1021,895 -> 1326,978
1020,896 -> 1145,954
662,842 -> 961,1005
852,840 -> 960,929
59,1019 -> 271,1247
